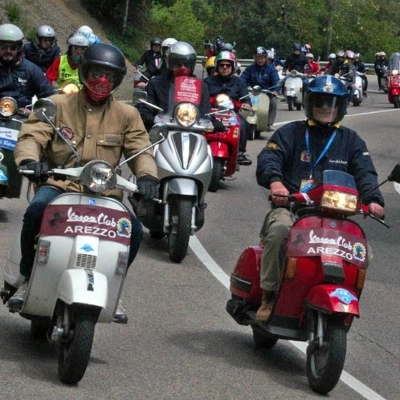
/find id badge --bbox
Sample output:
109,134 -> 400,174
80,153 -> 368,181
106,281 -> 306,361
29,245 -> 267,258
300,179 -> 315,193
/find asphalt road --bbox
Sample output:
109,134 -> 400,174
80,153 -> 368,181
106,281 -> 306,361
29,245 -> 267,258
1,78 -> 400,400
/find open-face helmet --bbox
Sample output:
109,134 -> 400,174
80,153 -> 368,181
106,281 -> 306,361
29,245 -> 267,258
328,53 -> 336,60
36,25 -> 55,44
215,50 -> 236,72
151,37 -> 162,47
0,23 -> 24,47
205,56 -> 216,76
166,41 -> 196,77
304,75 -> 348,125
345,50 -> 355,60
254,46 -> 267,56
293,43 -> 301,51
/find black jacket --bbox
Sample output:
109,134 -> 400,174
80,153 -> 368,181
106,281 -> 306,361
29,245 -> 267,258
256,120 -> 384,206
136,71 -> 212,131
135,50 -> 166,79
283,53 -> 308,73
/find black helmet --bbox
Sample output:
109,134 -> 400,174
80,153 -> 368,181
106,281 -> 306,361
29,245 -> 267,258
304,75 -> 348,124
151,37 -> 162,46
293,43 -> 301,51
166,41 -> 196,75
221,42 -> 234,52
79,43 -> 127,90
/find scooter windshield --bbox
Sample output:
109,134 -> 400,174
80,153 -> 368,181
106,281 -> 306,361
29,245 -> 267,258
322,170 -> 357,190
388,52 -> 400,72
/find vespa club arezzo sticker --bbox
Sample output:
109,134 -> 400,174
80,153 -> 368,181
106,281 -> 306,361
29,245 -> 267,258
287,227 -> 367,267
40,204 -> 132,245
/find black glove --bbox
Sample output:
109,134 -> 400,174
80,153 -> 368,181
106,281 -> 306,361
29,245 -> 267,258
212,118 -> 226,132
19,159 -> 48,183
137,175 -> 159,200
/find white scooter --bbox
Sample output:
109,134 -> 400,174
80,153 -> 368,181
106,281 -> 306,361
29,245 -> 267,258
283,70 -> 305,111
240,86 -> 275,140
0,98 -> 166,385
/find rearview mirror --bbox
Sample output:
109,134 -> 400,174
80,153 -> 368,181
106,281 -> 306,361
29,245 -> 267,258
33,98 -> 56,122
132,89 -> 148,106
149,123 -> 168,144
388,163 -> 400,183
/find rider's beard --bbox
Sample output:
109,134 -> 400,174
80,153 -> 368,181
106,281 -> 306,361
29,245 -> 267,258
0,54 -> 16,67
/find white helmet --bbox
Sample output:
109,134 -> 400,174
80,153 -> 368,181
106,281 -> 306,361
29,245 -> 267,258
67,31 -> 90,47
306,52 -> 314,59
78,25 -> 93,35
328,53 -> 336,60
162,38 -> 177,48
0,23 -> 24,44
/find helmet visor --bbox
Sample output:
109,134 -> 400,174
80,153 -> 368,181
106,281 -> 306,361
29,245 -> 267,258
306,93 -> 346,124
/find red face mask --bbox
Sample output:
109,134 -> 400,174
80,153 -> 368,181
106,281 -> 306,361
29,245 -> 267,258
172,66 -> 191,77
85,76 -> 112,103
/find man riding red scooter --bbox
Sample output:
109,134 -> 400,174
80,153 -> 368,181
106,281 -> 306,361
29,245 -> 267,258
226,75 -> 387,394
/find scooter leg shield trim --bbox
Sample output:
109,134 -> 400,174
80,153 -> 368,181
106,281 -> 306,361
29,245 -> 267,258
57,269 -> 108,309
305,285 -> 360,317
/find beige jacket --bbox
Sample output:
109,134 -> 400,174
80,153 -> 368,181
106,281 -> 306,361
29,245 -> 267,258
15,91 -> 157,200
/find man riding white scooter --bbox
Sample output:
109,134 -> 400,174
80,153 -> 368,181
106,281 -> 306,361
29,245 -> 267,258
8,43 -> 159,324
240,46 -> 280,132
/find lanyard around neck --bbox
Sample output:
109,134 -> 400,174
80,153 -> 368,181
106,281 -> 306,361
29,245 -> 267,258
305,128 -> 336,178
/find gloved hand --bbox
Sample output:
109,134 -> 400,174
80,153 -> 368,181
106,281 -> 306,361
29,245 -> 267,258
19,159 -> 48,183
212,118 -> 226,132
137,175 -> 159,200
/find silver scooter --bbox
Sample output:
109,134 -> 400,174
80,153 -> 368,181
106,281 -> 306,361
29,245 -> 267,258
131,83 -> 213,263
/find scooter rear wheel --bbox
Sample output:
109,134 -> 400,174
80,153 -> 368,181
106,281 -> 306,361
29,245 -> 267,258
251,325 -> 278,349
306,319 -> 346,394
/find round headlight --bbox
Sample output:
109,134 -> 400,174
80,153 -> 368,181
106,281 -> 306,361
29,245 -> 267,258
392,69 -> 399,76
80,161 -> 116,193
0,97 -> 18,117
174,103 -> 199,127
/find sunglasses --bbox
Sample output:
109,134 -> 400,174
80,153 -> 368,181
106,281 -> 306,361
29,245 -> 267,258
0,44 -> 18,51
91,67 -> 117,82
40,37 -> 54,42
219,63 -> 232,68
71,45 -> 87,52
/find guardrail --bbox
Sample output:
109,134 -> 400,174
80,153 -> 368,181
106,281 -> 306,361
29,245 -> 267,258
197,56 -> 375,73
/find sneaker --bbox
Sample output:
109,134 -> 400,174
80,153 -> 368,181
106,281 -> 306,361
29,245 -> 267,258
237,152 -> 252,166
113,299 -> 128,324
267,125 -> 275,132
8,281 -> 28,310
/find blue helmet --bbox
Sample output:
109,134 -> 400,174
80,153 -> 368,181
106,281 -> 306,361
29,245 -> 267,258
304,75 -> 348,123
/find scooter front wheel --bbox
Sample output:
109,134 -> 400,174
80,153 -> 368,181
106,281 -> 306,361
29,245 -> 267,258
394,96 -> 400,108
168,198 -> 192,263
58,312 -> 96,384
208,158 -> 225,192
306,319 -> 346,394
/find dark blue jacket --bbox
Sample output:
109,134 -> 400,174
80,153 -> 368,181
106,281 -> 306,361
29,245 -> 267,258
22,41 -> 61,73
240,63 -> 280,91
256,120 -> 384,206
0,57 -> 55,108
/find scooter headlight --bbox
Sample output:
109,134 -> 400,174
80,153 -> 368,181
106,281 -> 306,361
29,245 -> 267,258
80,160 -> 116,193
391,69 -> 399,76
321,190 -> 358,213
0,97 -> 18,117
174,103 -> 199,127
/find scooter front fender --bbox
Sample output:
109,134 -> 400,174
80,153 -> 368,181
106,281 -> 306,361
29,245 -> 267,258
208,141 -> 229,159
305,284 -> 360,317
57,269 -> 108,309
164,177 -> 198,198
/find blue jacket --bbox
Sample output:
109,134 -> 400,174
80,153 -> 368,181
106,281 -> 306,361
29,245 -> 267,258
0,57 -> 55,108
21,41 -> 61,73
256,120 -> 384,206
240,63 -> 279,91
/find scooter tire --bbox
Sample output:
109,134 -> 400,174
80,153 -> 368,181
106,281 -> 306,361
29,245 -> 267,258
247,125 -> 256,141
168,198 -> 192,263
306,320 -> 347,394
58,313 -> 96,384
394,96 -> 400,108
296,103 -> 302,111
251,325 -> 278,349
254,130 -> 261,140
288,99 -> 294,111
208,159 -> 224,193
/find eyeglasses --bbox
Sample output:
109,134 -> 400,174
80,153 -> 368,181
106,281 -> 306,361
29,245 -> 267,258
71,45 -> 87,52
218,63 -> 232,68
0,44 -> 18,51
91,67 -> 117,82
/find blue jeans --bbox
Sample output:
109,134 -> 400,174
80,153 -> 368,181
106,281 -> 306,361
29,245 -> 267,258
20,186 -> 143,278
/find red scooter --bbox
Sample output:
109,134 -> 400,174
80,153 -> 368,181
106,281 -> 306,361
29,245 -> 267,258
226,166 -> 400,394
204,94 -> 241,192
387,52 -> 400,108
